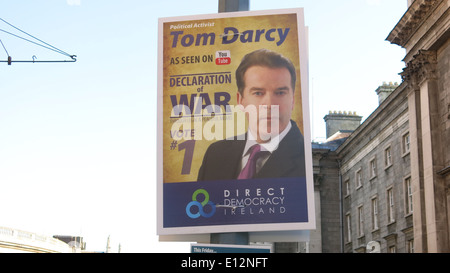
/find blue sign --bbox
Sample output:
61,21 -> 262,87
163,177 -> 308,228
191,244 -> 272,253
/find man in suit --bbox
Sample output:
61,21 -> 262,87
197,49 -> 305,181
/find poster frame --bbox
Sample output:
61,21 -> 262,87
157,8 -> 314,236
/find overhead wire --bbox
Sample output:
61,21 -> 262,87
0,38 -> 9,56
0,38 -> 12,64
0,17 -> 76,64
0,28 -> 74,58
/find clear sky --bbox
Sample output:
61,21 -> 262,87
0,0 -> 407,253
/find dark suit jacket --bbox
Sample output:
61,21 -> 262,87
197,120 -> 306,181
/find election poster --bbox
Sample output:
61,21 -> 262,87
157,8 -> 314,235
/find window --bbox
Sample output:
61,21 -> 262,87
344,179 -> 350,196
407,239 -> 414,253
371,197 -> 379,230
369,158 -> 377,179
405,177 -> 413,215
358,206 -> 364,237
389,245 -> 397,253
387,188 -> 395,223
355,169 -> 362,189
384,146 -> 392,168
346,214 -> 352,242
402,132 -> 410,155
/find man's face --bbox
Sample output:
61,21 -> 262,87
237,65 -> 295,143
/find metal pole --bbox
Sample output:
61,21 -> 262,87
211,0 -> 250,246
218,0 -> 249,13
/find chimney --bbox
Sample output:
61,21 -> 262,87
375,82 -> 398,105
323,111 -> 362,140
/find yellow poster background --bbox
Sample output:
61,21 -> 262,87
162,13 -> 303,183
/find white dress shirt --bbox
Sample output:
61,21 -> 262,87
239,122 -> 292,174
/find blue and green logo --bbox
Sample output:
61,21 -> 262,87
186,189 -> 216,219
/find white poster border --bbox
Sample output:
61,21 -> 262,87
157,8 -> 314,236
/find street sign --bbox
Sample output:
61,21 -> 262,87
191,243 -> 272,253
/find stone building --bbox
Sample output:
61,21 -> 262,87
323,111 -> 362,141
386,0 -> 450,253
337,82 -> 413,253
312,114 -> 358,253
0,226 -> 77,253
310,0 -> 449,252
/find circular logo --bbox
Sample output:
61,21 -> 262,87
186,189 -> 216,219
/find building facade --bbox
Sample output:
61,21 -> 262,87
312,131 -> 348,253
386,0 -> 450,253
337,82 -> 414,253
0,226 -> 76,253
310,0 -> 449,252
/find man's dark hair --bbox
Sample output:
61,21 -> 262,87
235,49 -> 297,95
